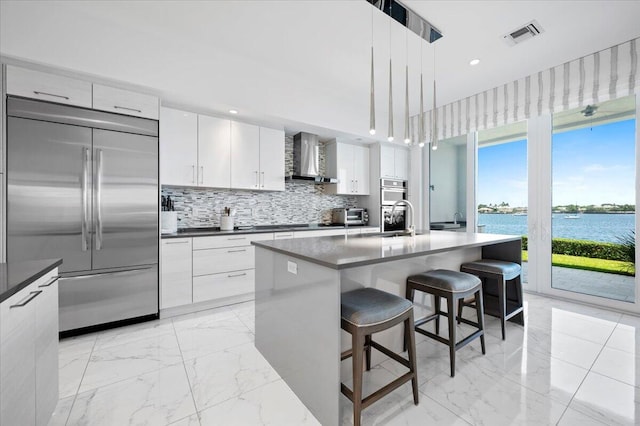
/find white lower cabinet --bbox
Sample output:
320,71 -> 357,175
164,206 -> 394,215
160,233 -> 274,312
161,238 -> 193,309
0,268 -> 59,426
193,269 -> 255,303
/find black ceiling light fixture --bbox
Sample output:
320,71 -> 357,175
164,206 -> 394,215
366,0 -> 443,43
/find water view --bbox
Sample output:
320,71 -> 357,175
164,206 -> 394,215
478,213 -> 635,243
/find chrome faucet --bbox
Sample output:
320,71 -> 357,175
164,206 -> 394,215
391,200 -> 415,237
453,212 -> 462,225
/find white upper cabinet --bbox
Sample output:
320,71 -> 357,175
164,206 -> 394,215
92,84 -> 159,120
231,122 -> 284,191
380,144 -> 409,180
198,115 -> 231,188
6,65 -> 92,108
160,107 -> 198,186
326,141 -> 370,195
259,127 -> 285,191
231,121 -> 261,190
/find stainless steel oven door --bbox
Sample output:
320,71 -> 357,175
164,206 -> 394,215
381,206 -> 406,232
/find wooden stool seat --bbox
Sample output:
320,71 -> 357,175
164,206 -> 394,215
341,288 -> 418,426
406,269 -> 486,377
460,259 -> 524,340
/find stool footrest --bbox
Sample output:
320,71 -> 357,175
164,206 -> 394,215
458,317 -> 481,328
456,330 -> 484,351
370,340 -> 410,369
362,372 -> 415,410
414,312 -> 439,328
415,327 -> 450,346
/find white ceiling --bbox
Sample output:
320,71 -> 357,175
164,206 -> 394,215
1,1 -> 639,143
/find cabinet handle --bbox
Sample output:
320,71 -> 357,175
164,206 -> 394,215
192,165 -> 196,184
113,105 -> 142,113
355,180 -> 358,192
10,291 -> 42,308
227,237 -> 246,240
39,276 -> 59,288
165,240 -> 189,244
33,90 -> 69,100
227,249 -> 247,253
228,272 -> 247,278
261,171 -> 265,188
200,166 -> 204,184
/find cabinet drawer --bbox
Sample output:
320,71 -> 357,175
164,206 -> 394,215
193,246 -> 254,276
360,227 -> 380,234
92,84 -> 159,119
192,232 -> 273,250
193,269 -> 254,303
6,65 -> 92,108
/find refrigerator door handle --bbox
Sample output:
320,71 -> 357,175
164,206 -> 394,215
96,148 -> 104,250
81,147 -> 90,251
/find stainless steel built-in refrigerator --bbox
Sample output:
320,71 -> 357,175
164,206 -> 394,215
6,97 -> 159,333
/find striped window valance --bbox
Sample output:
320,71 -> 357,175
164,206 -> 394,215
411,37 -> 639,142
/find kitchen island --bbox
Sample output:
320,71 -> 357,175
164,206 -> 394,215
253,231 -> 521,425
1,259 -> 62,426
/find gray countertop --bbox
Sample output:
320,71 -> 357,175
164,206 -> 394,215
161,224 -> 379,238
0,258 -> 63,303
252,230 -> 521,270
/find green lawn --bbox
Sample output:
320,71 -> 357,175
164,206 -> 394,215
522,251 -> 635,276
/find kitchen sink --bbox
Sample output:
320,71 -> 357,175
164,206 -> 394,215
430,222 -> 463,230
378,231 -> 423,238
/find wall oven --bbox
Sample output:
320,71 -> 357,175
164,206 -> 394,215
381,178 -> 408,206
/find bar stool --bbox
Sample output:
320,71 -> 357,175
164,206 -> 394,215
460,259 -> 524,340
341,287 -> 419,426
406,270 -> 485,377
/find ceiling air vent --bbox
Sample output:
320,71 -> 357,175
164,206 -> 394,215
503,20 -> 544,46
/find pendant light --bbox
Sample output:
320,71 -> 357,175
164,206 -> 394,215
369,6 -> 375,135
404,28 -> 410,144
431,44 -> 438,151
387,1 -> 394,142
418,41 -> 425,148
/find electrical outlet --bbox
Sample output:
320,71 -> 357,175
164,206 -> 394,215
287,261 -> 297,275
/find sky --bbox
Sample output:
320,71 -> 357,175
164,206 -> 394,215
478,118 -> 636,207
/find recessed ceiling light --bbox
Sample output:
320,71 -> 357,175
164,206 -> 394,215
229,109 -> 239,114
469,59 -> 480,66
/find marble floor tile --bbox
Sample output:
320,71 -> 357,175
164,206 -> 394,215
58,333 -> 97,359
591,346 -> 640,388
93,318 -> 175,351
198,379 -> 320,425
46,395 -> 74,426
607,325 -> 640,355
67,364 -> 196,426
557,407 -> 609,425
421,361 -> 566,425
174,314 -> 254,360
570,371 -> 640,426
184,342 -> 280,411
339,365 -> 470,426
79,332 -> 183,392
459,332 -> 589,404
171,305 -> 238,330
169,413 -> 201,426
59,351 -> 91,398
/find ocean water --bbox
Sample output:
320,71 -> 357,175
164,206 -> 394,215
478,213 -> 635,244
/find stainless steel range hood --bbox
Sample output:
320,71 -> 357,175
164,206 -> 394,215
289,132 -> 338,184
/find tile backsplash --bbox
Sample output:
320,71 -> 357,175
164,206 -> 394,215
161,136 -> 359,228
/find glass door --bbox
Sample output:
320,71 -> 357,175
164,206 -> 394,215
548,94 -> 637,307
476,121 -> 529,287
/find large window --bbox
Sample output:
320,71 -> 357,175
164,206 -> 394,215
551,95 -> 636,302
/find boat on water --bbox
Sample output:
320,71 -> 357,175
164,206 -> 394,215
564,214 -> 581,219
513,212 -> 527,216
